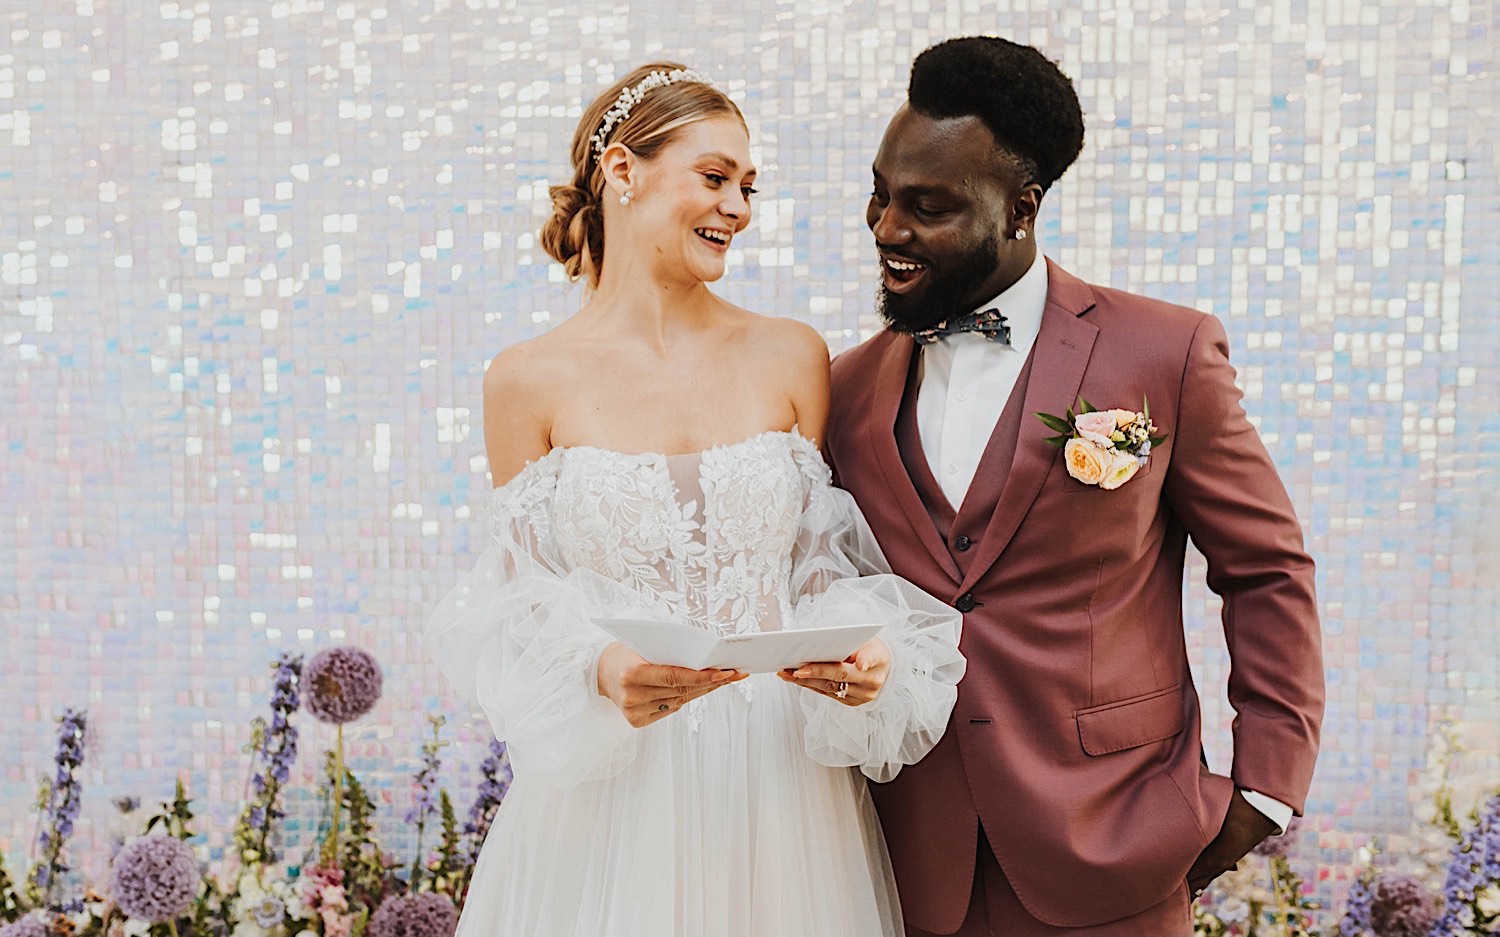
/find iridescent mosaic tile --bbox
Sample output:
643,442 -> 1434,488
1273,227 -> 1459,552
0,0 -> 1495,920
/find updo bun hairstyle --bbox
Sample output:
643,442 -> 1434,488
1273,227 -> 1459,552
539,63 -> 744,288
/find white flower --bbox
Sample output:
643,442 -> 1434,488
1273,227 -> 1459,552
1217,898 -> 1250,925
1109,408 -> 1139,428
237,871 -> 268,905
233,922 -> 274,937
123,920 -> 153,937
1477,884 -> 1500,918
1099,450 -> 1142,490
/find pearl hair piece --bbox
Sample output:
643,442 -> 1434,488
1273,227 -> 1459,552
589,68 -> 714,160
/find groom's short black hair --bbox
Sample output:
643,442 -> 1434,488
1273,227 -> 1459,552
908,37 -> 1085,191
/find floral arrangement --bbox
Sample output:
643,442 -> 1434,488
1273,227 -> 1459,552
1036,397 -> 1166,490
1190,724 -> 1499,937
0,646 -> 508,937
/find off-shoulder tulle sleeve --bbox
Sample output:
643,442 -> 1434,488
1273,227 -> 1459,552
424,455 -> 663,788
785,439 -> 966,783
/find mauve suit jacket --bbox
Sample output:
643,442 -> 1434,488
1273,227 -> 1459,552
825,260 -> 1324,931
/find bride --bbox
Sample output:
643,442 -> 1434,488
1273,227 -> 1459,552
425,63 -> 965,937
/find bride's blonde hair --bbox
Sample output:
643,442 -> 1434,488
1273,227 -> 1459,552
540,63 -> 745,288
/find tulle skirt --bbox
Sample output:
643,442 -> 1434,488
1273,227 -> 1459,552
456,672 -> 903,937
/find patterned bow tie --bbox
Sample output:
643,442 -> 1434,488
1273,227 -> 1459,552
912,308 -> 1011,346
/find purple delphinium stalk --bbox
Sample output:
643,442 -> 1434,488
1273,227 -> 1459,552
1339,875 -> 1375,937
367,891 -> 459,937
26,708 -> 87,906
302,646 -> 383,725
405,716 -> 447,889
233,653 -> 303,865
461,739 -> 512,867
109,834 -> 201,924
1432,792 -> 1500,936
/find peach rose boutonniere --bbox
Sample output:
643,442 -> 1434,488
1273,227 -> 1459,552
1036,397 -> 1166,490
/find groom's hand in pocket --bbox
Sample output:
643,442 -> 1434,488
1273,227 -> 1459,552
1186,788 -> 1280,897
596,642 -> 745,727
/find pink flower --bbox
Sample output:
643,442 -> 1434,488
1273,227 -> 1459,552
320,909 -> 353,937
1073,411 -> 1118,447
318,885 -> 348,912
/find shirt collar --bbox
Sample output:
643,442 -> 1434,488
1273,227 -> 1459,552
955,249 -> 1048,353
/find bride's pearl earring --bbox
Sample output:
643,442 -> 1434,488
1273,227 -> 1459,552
620,191 -> 632,205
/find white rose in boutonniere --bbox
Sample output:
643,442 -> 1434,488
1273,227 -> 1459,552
1037,396 -> 1166,490
1063,438 -> 1108,485
1099,450 -> 1141,490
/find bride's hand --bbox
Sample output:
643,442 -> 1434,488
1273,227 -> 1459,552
776,638 -> 891,707
596,642 -> 745,728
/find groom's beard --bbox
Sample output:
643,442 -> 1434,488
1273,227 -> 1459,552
878,230 -> 1004,335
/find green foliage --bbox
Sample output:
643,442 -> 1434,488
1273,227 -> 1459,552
0,848 -> 26,922
143,779 -> 198,840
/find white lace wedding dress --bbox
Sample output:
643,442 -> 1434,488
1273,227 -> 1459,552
425,430 -> 964,937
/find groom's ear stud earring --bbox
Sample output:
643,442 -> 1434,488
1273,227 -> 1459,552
1014,229 -> 1028,240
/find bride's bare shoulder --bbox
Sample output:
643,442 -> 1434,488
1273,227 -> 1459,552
730,307 -> 830,371
726,308 -> 830,439
482,332 -> 576,484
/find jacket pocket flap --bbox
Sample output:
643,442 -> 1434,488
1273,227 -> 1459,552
1075,685 -> 1185,756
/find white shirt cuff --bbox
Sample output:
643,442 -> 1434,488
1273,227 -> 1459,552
1240,788 -> 1294,834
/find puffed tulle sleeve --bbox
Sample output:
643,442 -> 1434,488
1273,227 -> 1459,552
786,440 -> 966,783
424,456 -> 660,788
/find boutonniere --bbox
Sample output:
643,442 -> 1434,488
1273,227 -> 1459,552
1035,397 -> 1167,490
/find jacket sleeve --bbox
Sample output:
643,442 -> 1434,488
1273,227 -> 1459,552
1163,314 -> 1325,813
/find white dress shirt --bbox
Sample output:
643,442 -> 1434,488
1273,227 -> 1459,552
913,249 -> 1294,835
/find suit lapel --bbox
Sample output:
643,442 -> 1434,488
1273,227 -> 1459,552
868,334 -> 964,583
958,262 -> 1099,592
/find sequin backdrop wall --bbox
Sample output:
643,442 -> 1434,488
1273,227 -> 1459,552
2,0 -> 1497,908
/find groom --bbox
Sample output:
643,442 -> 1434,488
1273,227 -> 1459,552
824,37 -> 1325,936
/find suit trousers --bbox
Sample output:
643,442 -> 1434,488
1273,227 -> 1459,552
905,827 -> 1193,937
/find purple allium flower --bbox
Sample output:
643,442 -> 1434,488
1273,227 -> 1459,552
109,834 -> 202,923
302,646 -> 383,724
367,892 -> 459,937
1367,873 -> 1439,937
0,913 -> 52,937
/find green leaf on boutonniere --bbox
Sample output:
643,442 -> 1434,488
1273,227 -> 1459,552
1077,397 -> 1098,414
1142,395 -> 1151,421
1149,434 -> 1168,446
1034,411 -> 1074,435
1042,434 -> 1071,448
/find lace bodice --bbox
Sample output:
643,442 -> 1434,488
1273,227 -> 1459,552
428,430 -> 965,937
489,431 -> 820,636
